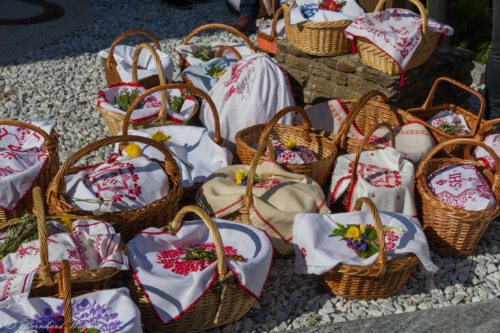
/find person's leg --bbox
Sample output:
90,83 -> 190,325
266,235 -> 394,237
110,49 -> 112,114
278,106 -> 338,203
239,0 -> 260,18
161,0 -> 192,9
486,1 -> 500,119
234,0 -> 259,34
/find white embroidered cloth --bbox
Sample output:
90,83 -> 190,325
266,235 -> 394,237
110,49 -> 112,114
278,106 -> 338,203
428,110 -> 471,135
264,139 -> 318,164
294,211 -> 438,275
64,154 -> 169,213
98,44 -> 174,83
183,56 -> 237,93
427,163 -> 496,211
260,18 -> 285,38
127,219 -> 272,324
97,83 -> 197,124
473,134 -> 500,169
176,42 -> 255,67
0,219 -> 128,307
328,147 -> 417,216
0,121 -> 53,210
120,126 -> 233,188
200,53 -> 295,152
345,8 -> 453,71
0,288 -> 141,332
287,0 -> 364,25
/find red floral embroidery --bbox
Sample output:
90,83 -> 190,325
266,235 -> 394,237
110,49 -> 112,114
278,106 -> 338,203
223,59 -> 255,101
16,245 -> 39,258
300,247 -> 307,258
384,230 -> 399,250
66,249 -> 78,259
349,162 -> 402,188
254,177 -> 281,190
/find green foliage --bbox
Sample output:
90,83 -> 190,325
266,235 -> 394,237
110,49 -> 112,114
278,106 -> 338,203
206,64 -> 226,78
436,123 -> 466,135
185,247 -> 218,262
169,92 -> 186,114
115,88 -> 140,111
193,45 -> 215,61
0,214 -> 38,259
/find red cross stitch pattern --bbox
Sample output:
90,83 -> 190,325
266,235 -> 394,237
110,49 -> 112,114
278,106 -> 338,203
349,162 -> 402,188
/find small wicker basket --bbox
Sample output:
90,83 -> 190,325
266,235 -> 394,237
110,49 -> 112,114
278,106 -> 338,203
402,77 -> 486,156
127,205 -> 254,333
257,7 -> 284,55
416,138 -> 500,258
235,106 -> 337,187
322,197 -> 419,300
356,0 -> 440,75
0,120 -> 59,223
464,118 -> 500,166
46,135 -> 182,241
101,29 -> 165,89
282,0 -> 351,57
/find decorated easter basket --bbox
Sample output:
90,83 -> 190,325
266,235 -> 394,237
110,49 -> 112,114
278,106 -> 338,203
236,106 -> 337,187
46,135 -> 182,241
416,139 -> 500,258
282,0 -> 351,57
257,7 -> 284,55
101,28 -> 167,89
464,118 -> 500,168
354,0 -> 441,75
178,23 -> 255,71
226,0 -> 274,18
0,120 -> 59,223
127,206 -> 255,333
322,197 -> 419,300
402,77 -> 486,156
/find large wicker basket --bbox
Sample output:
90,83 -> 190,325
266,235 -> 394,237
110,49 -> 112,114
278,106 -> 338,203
356,0 -> 440,75
323,197 -> 419,300
179,23 -> 255,70
257,7 -> 283,55
282,0 -> 351,57
402,77 -> 486,156
127,206 -> 254,333
46,135 -> 182,241
416,138 -> 500,258
101,29 -> 165,89
0,120 -> 59,223
236,106 -> 337,187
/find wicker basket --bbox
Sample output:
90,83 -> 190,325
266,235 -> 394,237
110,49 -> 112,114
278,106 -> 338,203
356,0 -> 440,75
0,120 -> 60,223
464,118 -> 500,165
46,135 -> 182,241
127,205 -> 254,333
225,0 -> 274,18
101,29 -> 165,89
235,106 -> 337,187
402,76 -> 486,156
257,7 -> 283,55
322,197 -> 419,300
282,0 -> 351,57
179,23 -> 255,70
416,138 -> 500,258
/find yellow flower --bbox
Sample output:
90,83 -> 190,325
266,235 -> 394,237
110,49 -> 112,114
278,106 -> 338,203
359,224 -> 366,234
284,139 -> 297,150
124,143 -> 141,158
60,216 -> 73,231
345,225 -> 361,240
213,70 -> 226,79
152,131 -> 172,144
235,169 -> 244,185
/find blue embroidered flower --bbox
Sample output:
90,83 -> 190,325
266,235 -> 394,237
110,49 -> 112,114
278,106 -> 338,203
300,4 -> 319,19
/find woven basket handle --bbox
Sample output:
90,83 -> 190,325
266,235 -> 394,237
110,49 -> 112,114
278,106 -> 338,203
46,135 -> 179,207
374,0 -> 428,34
171,206 -> 228,279
58,260 -> 72,333
33,186 -> 54,287
416,139 -> 500,191
476,118 -> 500,139
122,83 -> 222,145
214,45 -> 242,61
106,29 -> 161,69
421,77 -> 486,135
271,7 -> 284,37
0,119 -> 51,149
182,23 -> 255,51
351,122 -> 396,185
352,197 -> 387,277
241,137 -> 271,212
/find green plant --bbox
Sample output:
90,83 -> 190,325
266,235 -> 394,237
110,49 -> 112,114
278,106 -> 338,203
169,92 -> 186,114
193,45 -> 215,61
206,64 -> 226,78
115,88 -> 140,111
436,123 -> 467,135
0,214 -> 38,259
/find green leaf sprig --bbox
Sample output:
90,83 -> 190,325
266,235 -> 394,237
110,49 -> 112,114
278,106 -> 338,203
115,88 -> 140,111
0,214 -> 38,259
193,45 -> 215,61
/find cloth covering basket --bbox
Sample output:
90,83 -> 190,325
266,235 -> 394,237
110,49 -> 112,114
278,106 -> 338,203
127,206 -> 255,333
402,77 -> 486,156
322,197 -> 419,300
257,7 -> 284,55
236,106 -> 337,187
0,120 -> 59,223
282,0 -> 351,57
465,118 -> 500,169
416,139 -> 500,258
46,135 -> 182,241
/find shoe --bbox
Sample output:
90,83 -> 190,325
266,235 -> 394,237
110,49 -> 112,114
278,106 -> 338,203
233,15 -> 257,35
161,0 -> 193,9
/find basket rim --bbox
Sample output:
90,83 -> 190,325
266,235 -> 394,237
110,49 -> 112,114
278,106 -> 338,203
329,253 -> 419,277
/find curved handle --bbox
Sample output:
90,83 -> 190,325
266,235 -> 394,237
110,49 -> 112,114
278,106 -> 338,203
214,45 -> 242,61
122,83 -> 222,145
476,118 -> 500,139
106,29 -> 161,69
181,23 -> 255,51
271,7 -> 284,37
242,138 -> 270,212
171,206 -> 228,279
33,186 -> 54,287
351,122 -> 396,185
0,119 -> 51,149
374,0 -> 428,34
421,77 -> 486,136
46,135 -> 180,207
416,139 -> 500,189
352,197 -> 387,277
58,260 -> 72,333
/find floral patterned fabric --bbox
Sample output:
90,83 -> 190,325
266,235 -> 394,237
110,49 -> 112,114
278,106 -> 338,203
256,140 -> 318,164
473,134 -> 500,170
287,0 -> 364,25
0,288 -> 141,332
127,219 -> 272,324
428,110 -> 471,135
175,42 -> 255,67
0,121 -> 53,210
427,163 -> 496,211
294,211 -> 438,275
